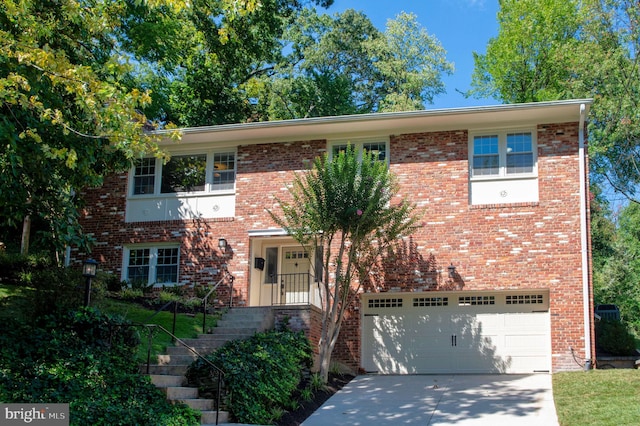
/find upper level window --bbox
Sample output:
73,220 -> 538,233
161,154 -> 206,193
329,138 -> 389,164
213,152 -> 236,190
470,131 -> 535,178
133,158 -> 156,195
131,151 -> 236,196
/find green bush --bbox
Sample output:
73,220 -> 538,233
0,308 -> 200,426
186,328 -> 313,424
0,251 -> 54,285
596,319 -> 638,355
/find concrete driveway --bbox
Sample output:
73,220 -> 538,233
302,374 -> 558,425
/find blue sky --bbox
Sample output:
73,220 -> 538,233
321,0 -> 500,109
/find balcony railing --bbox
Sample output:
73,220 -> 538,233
267,273 -> 321,307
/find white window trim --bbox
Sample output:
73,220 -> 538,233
328,137 -> 390,165
129,149 -> 237,198
122,244 -> 181,286
469,129 -> 538,181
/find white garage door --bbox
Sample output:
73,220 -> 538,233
361,291 -> 551,374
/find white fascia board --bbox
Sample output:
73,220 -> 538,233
153,99 -> 593,148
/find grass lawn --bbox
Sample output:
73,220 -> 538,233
0,284 -> 222,362
97,298 -> 223,362
553,369 -> 640,426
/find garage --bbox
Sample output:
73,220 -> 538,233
361,290 -> 551,374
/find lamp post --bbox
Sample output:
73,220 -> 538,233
82,258 -> 99,307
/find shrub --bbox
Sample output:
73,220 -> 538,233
0,251 -> 54,285
0,308 -> 200,426
186,328 -> 313,424
596,319 -> 638,355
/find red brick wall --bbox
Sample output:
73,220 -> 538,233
75,123 -> 591,373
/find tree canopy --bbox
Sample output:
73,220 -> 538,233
1,0 -> 457,255
253,10 -> 453,119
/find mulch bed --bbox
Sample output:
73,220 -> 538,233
275,373 -> 355,426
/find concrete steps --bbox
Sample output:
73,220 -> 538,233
143,307 -> 275,425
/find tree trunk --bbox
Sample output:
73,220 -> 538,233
20,215 -> 31,255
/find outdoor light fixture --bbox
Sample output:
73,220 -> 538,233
218,238 -> 227,253
448,263 -> 456,278
82,258 -> 99,307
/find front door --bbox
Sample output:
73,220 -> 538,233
281,248 -> 310,304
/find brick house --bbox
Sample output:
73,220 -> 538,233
72,99 -> 594,374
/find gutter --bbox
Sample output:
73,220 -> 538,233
578,103 -> 592,368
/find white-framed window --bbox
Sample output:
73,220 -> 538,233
131,150 -> 236,196
124,245 -> 180,286
329,138 -> 389,164
470,130 -> 536,179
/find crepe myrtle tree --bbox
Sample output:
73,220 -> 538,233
268,145 -> 420,382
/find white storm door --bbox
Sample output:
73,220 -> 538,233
281,248 -> 310,304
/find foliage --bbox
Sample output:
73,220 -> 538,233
0,250 -> 54,285
469,0 -> 581,103
595,319 -> 637,355
553,370 -> 640,426
593,202 -> 640,336
0,307 -> 200,426
257,9 -> 453,119
0,0 -> 188,255
186,328 -> 313,424
268,146 -> 420,382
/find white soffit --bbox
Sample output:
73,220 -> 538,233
155,99 -> 592,147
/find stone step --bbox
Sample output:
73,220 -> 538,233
205,325 -> 261,334
148,374 -> 185,388
142,364 -> 189,376
202,410 -> 229,425
157,354 -> 198,366
166,345 -> 221,357
163,386 -> 199,400
178,397 -> 214,411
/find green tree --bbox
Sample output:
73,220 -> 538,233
576,0 -> 640,204
268,146 -> 420,382
256,9 -> 453,119
159,0 -> 334,127
594,202 -> 640,335
469,0 -> 581,103
0,0 -> 191,256
0,0 -> 332,256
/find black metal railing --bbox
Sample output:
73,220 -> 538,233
202,270 -> 235,333
142,299 -> 179,341
138,324 -> 225,425
268,273 -> 314,306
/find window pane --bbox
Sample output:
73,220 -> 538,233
473,135 -> 498,155
161,154 -> 206,193
332,145 -> 348,158
156,248 -> 179,283
364,142 -> 387,162
212,152 -> 235,190
472,135 -> 499,176
507,133 -> 533,174
473,155 -> 499,175
265,247 -> 278,284
507,153 -> 534,174
128,248 -> 150,284
133,158 -> 155,195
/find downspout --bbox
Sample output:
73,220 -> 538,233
578,103 -> 592,368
